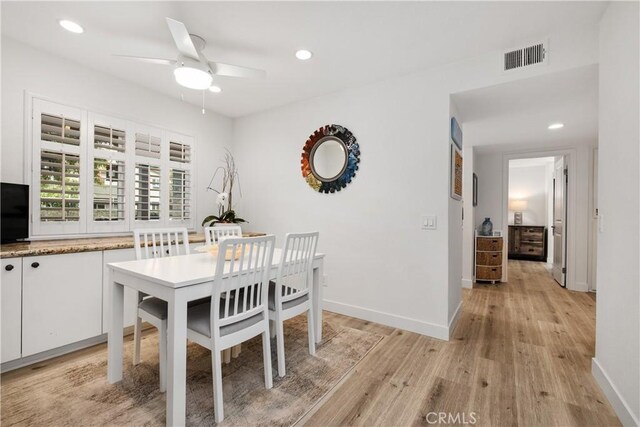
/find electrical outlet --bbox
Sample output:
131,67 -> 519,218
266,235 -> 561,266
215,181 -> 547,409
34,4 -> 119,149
421,215 -> 437,230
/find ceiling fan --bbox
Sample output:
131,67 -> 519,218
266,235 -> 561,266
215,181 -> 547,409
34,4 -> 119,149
115,18 -> 266,91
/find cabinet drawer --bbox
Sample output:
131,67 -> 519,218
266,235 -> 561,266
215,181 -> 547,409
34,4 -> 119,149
476,251 -> 502,266
476,266 -> 502,280
519,243 -> 544,256
477,238 -> 503,251
521,228 -> 544,241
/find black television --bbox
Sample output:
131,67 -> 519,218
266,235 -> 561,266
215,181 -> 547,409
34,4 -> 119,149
1,183 -> 29,243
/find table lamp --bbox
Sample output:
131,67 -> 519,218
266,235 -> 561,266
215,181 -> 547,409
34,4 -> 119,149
509,199 -> 528,225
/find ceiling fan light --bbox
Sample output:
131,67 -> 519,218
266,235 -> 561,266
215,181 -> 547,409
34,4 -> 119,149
173,66 -> 213,90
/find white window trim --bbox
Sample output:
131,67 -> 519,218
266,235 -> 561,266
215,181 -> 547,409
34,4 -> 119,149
27,94 -> 196,238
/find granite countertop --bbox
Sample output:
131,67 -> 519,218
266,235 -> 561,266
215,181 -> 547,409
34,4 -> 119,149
0,232 -> 265,259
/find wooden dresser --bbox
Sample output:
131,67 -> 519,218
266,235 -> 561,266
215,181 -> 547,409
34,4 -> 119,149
475,233 -> 504,284
508,225 -> 547,261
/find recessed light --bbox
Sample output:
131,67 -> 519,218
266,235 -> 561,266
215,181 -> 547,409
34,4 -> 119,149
208,85 -> 222,93
548,123 -> 564,130
59,19 -> 84,34
295,49 -> 313,60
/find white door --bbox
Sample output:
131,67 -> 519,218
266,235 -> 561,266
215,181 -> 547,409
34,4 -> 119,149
22,252 -> 103,357
552,156 -> 567,286
1,258 -> 23,363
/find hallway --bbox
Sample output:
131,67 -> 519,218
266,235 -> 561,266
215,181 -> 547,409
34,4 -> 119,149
304,260 -> 618,426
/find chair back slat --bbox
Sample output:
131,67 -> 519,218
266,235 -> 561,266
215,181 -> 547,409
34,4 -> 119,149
211,235 -> 275,334
275,232 -> 319,307
204,225 -> 243,245
133,227 -> 190,260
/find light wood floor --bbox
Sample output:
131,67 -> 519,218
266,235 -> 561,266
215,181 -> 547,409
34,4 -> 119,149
1,261 -> 619,426
301,260 -> 620,427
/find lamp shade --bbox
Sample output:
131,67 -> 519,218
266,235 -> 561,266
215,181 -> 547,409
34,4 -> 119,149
509,199 -> 528,211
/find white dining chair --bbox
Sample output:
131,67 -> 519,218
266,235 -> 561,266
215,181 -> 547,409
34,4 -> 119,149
204,224 -> 242,245
269,232 -> 319,377
132,227 -> 192,392
185,235 -> 275,422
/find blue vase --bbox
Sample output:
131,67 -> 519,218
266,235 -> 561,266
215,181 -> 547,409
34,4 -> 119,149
481,218 -> 493,236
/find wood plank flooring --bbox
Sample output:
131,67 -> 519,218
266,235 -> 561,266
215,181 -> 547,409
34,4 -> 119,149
1,260 -> 620,426
301,261 -> 620,427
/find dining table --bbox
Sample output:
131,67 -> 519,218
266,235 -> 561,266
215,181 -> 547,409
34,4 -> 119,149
106,249 -> 325,426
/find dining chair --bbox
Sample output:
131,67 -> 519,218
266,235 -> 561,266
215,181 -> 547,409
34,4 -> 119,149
204,224 -> 242,246
269,232 -> 319,377
132,227 -> 191,392
185,235 -> 275,422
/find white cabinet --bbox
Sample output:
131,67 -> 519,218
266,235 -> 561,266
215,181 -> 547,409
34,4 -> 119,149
1,258 -> 22,363
102,248 -> 138,333
22,252 -> 103,357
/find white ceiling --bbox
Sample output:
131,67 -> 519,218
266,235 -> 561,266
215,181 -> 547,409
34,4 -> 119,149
509,157 -> 555,168
453,64 -> 599,151
1,1 -> 607,118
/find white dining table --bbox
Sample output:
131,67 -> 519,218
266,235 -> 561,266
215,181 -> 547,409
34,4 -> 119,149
106,249 -> 325,427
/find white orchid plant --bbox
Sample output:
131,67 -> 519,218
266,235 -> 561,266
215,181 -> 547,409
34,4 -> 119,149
202,150 -> 246,226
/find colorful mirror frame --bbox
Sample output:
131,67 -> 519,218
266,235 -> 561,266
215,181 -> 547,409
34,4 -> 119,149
301,124 -> 360,193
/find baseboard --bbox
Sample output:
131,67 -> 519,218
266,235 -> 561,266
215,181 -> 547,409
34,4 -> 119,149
448,301 -> 463,339
323,299 -> 450,341
461,278 -> 473,289
592,358 -> 639,426
573,281 -> 590,292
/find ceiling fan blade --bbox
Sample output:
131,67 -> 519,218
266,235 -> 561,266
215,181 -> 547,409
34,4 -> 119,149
166,17 -> 200,60
209,61 -> 266,79
113,55 -> 176,65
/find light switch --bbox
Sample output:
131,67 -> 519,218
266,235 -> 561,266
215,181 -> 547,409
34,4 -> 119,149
421,215 -> 437,230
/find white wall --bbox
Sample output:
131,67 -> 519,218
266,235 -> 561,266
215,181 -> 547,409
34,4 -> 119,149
233,24 -> 599,340
461,134 -> 476,289
474,152 -> 504,231
592,2 -> 640,425
448,100 -> 463,326
508,162 -> 550,227
1,38 -> 234,229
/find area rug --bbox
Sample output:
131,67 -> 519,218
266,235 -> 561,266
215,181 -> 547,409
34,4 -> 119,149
1,316 -> 382,426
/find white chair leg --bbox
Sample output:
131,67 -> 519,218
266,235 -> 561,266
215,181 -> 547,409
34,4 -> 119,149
212,349 -> 224,423
307,309 -> 316,355
269,320 -> 276,338
231,344 -> 241,359
159,320 -> 167,393
133,315 -> 143,365
262,329 -> 273,389
275,318 -> 286,377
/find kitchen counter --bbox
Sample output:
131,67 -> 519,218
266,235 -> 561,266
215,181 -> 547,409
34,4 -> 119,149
0,232 -> 265,259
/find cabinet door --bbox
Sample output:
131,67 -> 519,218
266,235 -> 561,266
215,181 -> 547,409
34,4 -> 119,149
22,252 -> 103,357
1,258 -> 22,363
102,248 -> 139,333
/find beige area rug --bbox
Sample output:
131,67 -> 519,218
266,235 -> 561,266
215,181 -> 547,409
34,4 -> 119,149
2,317 -> 382,426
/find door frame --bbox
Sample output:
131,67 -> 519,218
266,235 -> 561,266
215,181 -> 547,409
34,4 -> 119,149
501,148 -> 578,290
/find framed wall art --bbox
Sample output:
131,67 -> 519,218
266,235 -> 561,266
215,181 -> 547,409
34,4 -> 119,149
450,143 -> 463,200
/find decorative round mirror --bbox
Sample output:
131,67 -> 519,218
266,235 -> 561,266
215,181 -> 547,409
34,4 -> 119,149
301,124 -> 360,193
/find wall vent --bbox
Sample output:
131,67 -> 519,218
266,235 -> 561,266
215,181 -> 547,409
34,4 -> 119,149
503,41 -> 548,71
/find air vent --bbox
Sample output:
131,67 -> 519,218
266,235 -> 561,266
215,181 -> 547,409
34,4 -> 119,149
503,41 -> 547,71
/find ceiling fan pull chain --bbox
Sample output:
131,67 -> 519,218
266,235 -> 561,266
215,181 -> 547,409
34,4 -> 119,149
202,90 -> 205,115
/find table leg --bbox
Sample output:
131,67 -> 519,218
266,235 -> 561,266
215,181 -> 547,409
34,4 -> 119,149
167,295 -> 188,427
312,263 -> 323,343
107,275 -> 124,383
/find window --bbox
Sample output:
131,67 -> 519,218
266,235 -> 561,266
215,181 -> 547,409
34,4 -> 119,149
169,168 -> 190,220
134,163 -> 161,221
31,98 -> 195,236
40,150 -> 80,222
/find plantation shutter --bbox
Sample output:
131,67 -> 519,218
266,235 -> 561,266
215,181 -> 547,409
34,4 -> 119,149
166,134 -> 194,226
169,168 -> 190,220
134,163 -> 161,221
39,150 -> 81,221
93,158 -> 126,221
135,132 -> 161,159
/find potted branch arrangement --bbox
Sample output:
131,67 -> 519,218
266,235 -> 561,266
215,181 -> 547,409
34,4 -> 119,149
202,150 -> 247,227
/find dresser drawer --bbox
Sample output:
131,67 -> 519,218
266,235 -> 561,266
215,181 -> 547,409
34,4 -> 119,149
476,251 -> 502,266
476,266 -> 502,280
521,228 -> 545,241
477,237 -> 503,251
518,243 -> 544,256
